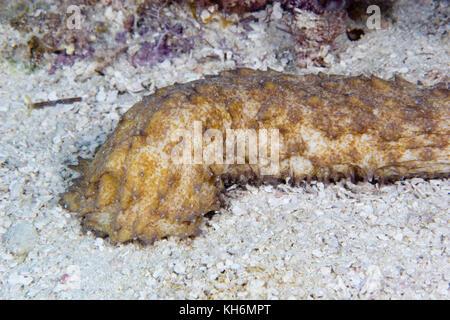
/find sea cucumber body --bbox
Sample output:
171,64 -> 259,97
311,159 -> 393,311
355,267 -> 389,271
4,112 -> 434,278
62,69 -> 450,243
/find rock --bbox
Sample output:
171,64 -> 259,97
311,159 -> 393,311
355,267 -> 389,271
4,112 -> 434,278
96,87 -> 106,102
7,273 -> 33,286
173,262 -> 186,274
2,222 -> 38,256
359,265 -> 384,296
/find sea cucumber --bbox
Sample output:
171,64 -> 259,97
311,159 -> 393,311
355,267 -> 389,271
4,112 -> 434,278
61,68 -> 450,244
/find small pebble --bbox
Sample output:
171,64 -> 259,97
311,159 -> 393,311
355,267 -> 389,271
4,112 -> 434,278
2,222 -> 38,256
173,262 -> 186,274
8,273 -> 33,286
96,87 -> 106,102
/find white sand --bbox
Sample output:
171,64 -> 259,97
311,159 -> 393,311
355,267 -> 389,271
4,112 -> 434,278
0,0 -> 448,299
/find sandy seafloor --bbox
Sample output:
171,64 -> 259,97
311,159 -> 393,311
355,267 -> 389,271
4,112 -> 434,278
0,0 -> 449,299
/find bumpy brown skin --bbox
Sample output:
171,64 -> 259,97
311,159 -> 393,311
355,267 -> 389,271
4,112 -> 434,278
61,68 -> 450,244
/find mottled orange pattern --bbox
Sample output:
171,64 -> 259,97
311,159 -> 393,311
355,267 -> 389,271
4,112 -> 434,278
61,69 -> 449,243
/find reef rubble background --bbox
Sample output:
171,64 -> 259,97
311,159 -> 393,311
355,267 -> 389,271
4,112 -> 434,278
0,0 -> 448,299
